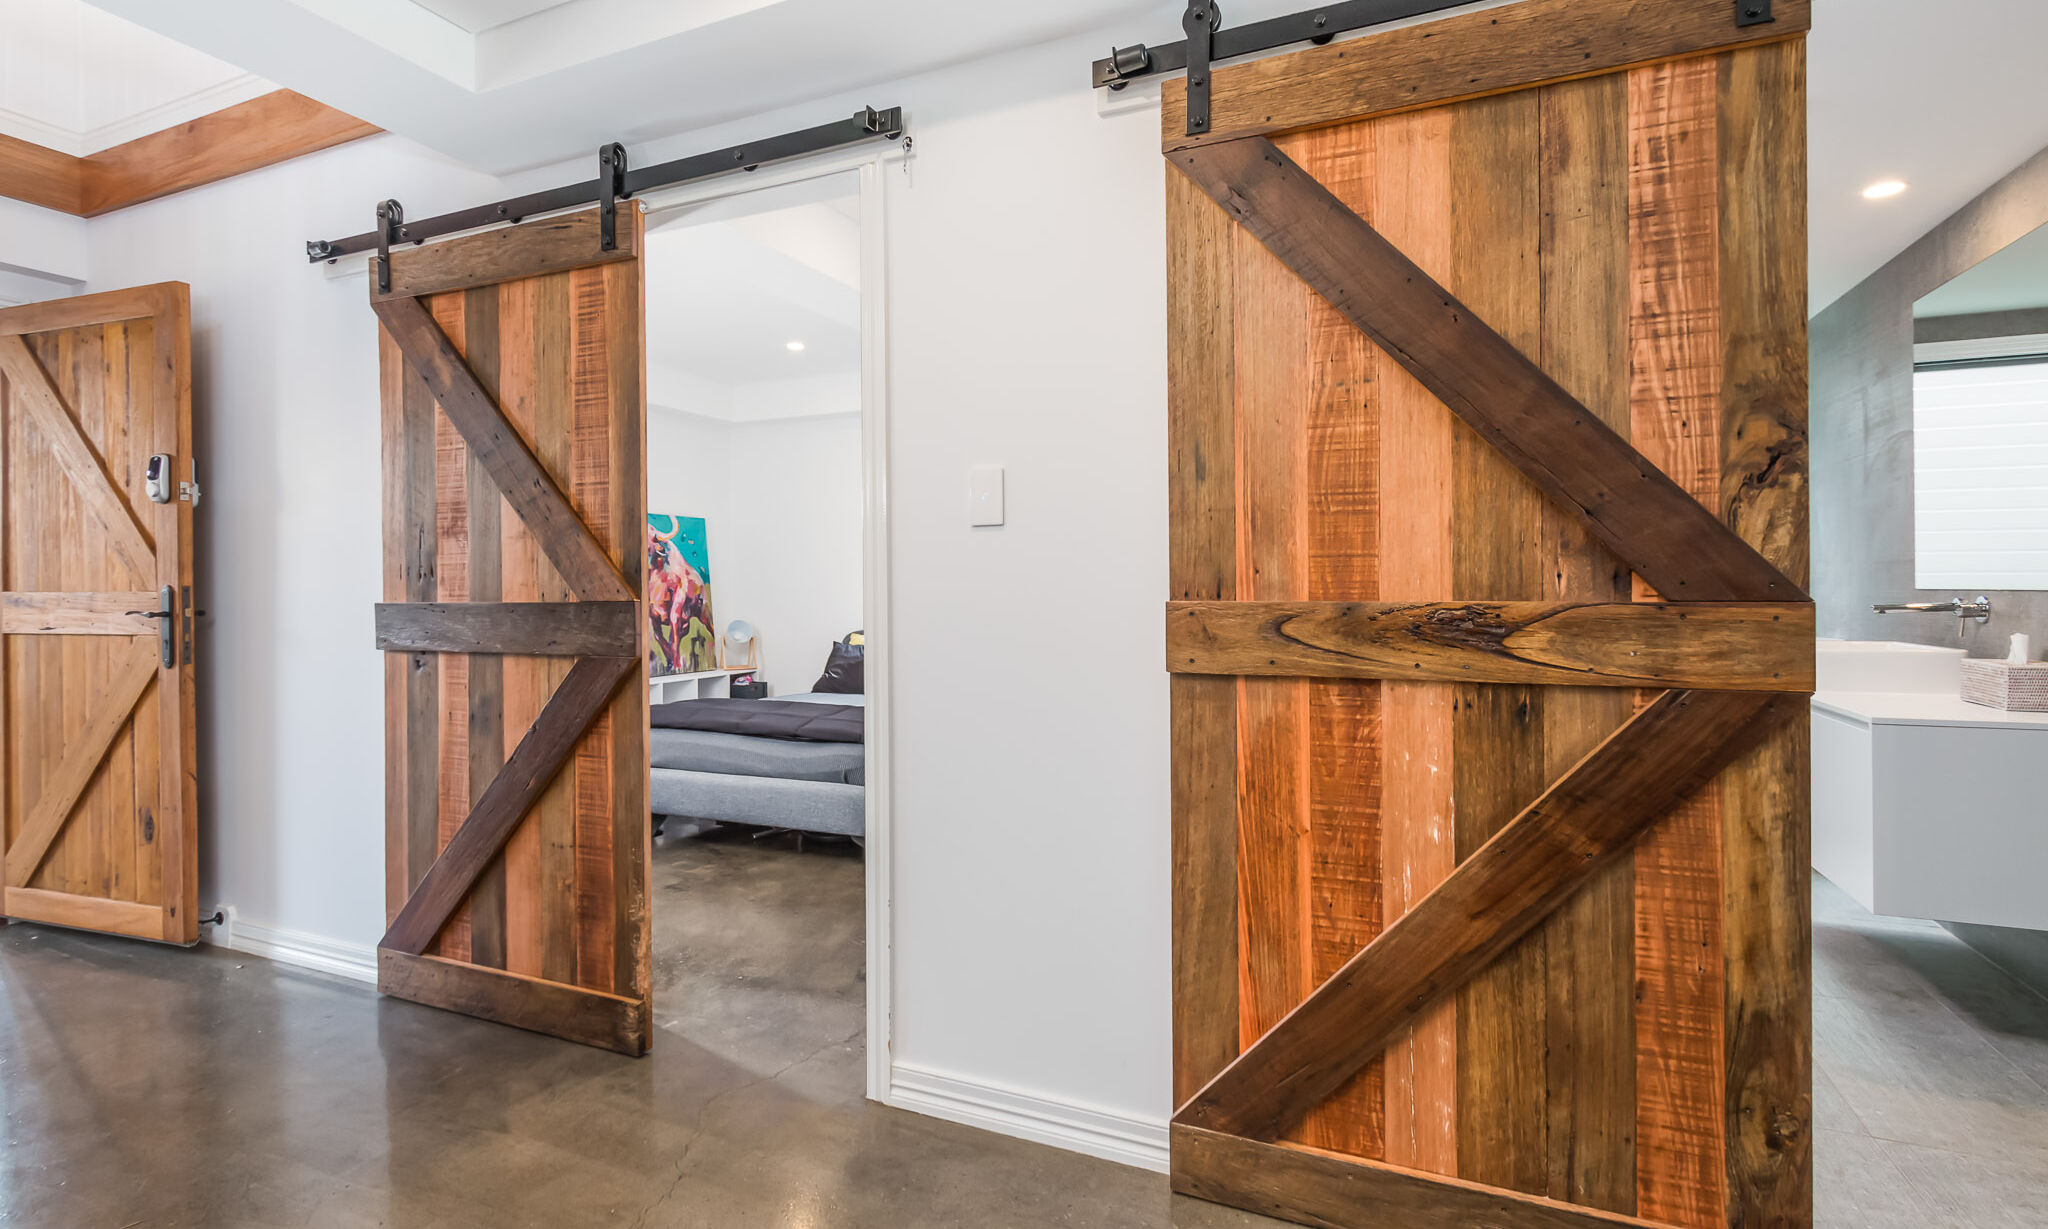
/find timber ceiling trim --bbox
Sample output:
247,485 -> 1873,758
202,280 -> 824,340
0,89 -> 377,218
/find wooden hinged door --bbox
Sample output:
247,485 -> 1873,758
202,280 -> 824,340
0,284 -> 198,945
1165,2 -> 1814,1227
374,207 -> 650,1055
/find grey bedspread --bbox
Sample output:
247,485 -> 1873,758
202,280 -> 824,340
650,697 -> 863,743
650,729 -> 865,785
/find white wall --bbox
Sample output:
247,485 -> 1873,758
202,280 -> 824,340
648,405 -> 865,697
78,23 -> 1173,1162
81,133 -> 505,954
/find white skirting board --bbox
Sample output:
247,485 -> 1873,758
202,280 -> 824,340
886,1063 -> 1169,1173
202,914 -> 379,985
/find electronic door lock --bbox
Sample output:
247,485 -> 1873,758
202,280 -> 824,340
145,454 -> 173,503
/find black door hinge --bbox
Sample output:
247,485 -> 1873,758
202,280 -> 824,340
1183,2 -> 1223,137
599,143 -> 629,252
1736,0 -> 1774,26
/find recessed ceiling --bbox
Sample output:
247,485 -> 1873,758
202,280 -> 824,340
644,179 -> 861,411
409,0 -> 571,35
1915,223 -> 2048,320
0,0 -> 272,155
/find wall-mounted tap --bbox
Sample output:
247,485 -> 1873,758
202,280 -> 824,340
1872,595 -> 1994,630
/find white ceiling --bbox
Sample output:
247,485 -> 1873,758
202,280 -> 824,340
410,0 -> 572,35
25,0 -> 2048,312
1915,223 -> 2048,320
0,0 -> 273,155
644,177 -> 861,418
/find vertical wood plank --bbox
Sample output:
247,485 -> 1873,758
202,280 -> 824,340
568,265 -> 616,993
1448,87 -> 1554,1202
604,226 -> 649,1023
1717,38 -> 1813,1229
429,292 -> 473,963
381,324 -> 411,923
1627,55 -> 1730,1229
1231,212 -> 1312,1062
533,271 -> 579,987
497,278 -> 545,978
1534,71 -> 1639,1217
465,284 -> 508,972
1288,121 -> 1386,1161
1370,104 -> 1458,1180
401,346 -> 441,911
1167,163 -> 1242,1108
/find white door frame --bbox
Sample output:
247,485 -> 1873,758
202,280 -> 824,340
638,148 -> 899,1100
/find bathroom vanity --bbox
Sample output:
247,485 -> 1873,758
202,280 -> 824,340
1813,640 -> 2048,929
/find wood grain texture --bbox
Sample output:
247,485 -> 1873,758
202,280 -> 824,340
381,653 -> 633,956
1,886 -> 163,941
1168,159 -> 1243,1111
0,132 -> 83,213
78,90 -> 376,217
377,211 -> 637,301
1625,56 -> 1730,1229
1172,137 -> 1797,605
1716,39 -> 1814,1229
1173,1127 -> 1673,1229
1368,103 -> 1457,1180
372,293 -> 628,603
378,949 -> 648,1057
1168,601 -> 1813,691
1178,690 -> 1799,1143
3,592 -> 161,635
1159,0 -> 1810,150
3,640 -> 155,888
0,336 -> 155,580
0,286 -> 195,944
374,602 -> 638,657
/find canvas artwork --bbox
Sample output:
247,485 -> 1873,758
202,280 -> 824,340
648,514 -> 716,677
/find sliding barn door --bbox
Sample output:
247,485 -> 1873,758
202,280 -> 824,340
1166,1 -> 1813,1226
374,207 -> 651,1055
0,285 -> 198,945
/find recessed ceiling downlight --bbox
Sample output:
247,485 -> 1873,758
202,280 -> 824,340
1862,179 -> 1909,200
786,340 -> 807,352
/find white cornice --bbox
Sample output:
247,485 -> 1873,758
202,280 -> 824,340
0,72 -> 276,156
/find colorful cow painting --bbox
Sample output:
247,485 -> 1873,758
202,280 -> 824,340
648,514 -> 715,677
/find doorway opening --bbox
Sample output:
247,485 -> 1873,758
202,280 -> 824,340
637,168 -> 881,1087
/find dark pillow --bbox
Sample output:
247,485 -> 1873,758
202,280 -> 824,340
812,639 -> 865,695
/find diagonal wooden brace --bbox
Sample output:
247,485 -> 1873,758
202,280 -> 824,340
1175,688 -> 1804,1142
1170,136 -> 1803,605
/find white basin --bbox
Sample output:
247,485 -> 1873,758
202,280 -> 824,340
1816,639 -> 1967,694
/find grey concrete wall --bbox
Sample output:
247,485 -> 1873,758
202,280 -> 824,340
1811,143 -> 2048,655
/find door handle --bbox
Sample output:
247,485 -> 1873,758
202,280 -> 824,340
123,586 -> 177,667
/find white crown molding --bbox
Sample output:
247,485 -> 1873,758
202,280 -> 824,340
0,73 -> 276,157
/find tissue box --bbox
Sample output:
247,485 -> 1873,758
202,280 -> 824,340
1960,658 -> 2048,712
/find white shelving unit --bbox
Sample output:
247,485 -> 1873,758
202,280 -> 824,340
650,669 -> 750,706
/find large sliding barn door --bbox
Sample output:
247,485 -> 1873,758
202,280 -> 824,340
1166,1 -> 1813,1226
374,207 -> 650,1055
0,285 -> 198,945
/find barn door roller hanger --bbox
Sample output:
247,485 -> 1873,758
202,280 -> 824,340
307,106 -> 908,282
1097,1 -> 1775,136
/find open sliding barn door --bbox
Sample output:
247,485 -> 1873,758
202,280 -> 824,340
0,285 -> 199,945
1164,1 -> 1815,1226
374,207 -> 651,1055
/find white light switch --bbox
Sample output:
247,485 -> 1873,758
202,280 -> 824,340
968,464 -> 1006,527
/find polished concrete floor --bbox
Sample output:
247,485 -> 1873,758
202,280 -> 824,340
4,854 -> 2045,1227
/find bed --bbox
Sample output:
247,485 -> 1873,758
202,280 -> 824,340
649,692 -> 867,840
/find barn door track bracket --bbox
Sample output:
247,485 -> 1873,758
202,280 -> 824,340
1099,0 -> 1777,131
307,106 -> 906,264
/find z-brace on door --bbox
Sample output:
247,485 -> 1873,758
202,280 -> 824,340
1165,1 -> 1815,1227
0,285 -> 199,946
375,206 -> 651,1055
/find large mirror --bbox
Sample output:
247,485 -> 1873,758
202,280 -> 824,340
1912,226 -> 2048,590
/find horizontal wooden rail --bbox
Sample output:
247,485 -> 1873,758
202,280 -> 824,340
378,950 -> 648,1056
1168,600 -> 1815,692
3,592 -> 161,636
375,602 -> 639,658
